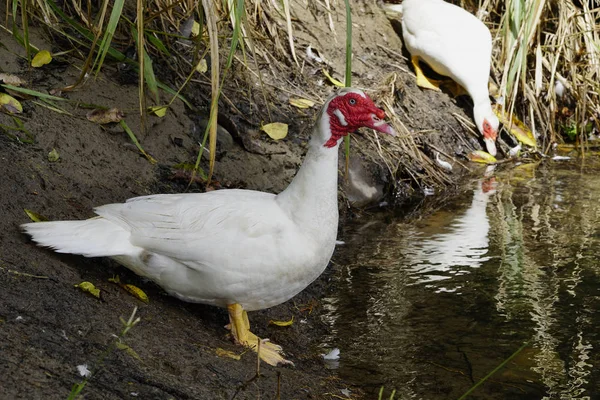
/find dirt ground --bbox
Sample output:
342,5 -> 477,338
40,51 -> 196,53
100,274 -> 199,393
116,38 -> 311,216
0,1 -> 488,399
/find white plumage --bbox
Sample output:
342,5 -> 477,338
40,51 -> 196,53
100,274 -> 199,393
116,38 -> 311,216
385,0 -> 500,155
22,88 -> 394,365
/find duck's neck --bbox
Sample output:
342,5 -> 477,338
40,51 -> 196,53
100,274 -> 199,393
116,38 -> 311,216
472,91 -> 493,125
276,124 -> 340,242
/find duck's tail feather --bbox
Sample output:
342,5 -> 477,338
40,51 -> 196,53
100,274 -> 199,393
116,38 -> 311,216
22,217 -> 135,258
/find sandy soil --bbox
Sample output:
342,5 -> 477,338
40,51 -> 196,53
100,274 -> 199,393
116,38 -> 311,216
0,1 -> 488,398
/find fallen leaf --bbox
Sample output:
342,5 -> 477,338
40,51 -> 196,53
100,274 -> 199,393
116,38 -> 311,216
48,148 -> 60,162
86,108 -> 125,124
0,73 -> 26,86
108,276 -> 149,303
150,106 -> 168,117
215,348 -> 241,360
31,50 -> 52,67
468,150 -> 497,164
261,122 -> 288,140
191,20 -> 201,37
195,58 -> 208,73
122,284 -> 149,303
0,93 -> 23,114
269,316 -> 294,326
75,282 -> 101,299
492,104 -> 537,147
289,98 -> 315,109
322,69 -> 344,87
116,342 -> 141,360
24,209 -> 48,222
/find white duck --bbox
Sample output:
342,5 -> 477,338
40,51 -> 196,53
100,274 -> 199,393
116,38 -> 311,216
384,0 -> 500,156
22,88 -> 394,366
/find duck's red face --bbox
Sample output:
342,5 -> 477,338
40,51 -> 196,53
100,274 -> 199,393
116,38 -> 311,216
325,91 -> 395,148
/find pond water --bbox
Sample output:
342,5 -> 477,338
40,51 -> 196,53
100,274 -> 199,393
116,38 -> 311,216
323,159 -> 600,399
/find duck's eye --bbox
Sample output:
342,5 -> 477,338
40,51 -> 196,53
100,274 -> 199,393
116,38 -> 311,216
349,98 -> 356,105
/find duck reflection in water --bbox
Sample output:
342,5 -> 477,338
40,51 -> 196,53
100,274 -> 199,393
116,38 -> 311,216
405,178 -> 497,288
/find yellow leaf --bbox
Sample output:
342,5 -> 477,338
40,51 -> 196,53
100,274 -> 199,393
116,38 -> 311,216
195,59 -> 208,74
289,98 -> 315,109
31,50 -> 52,68
0,93 -> 23,114
150,106 -> 168,117
24,209 -> 48,222
122,284 -> 149,303
191,20 -> 201,37
86,108 -> 125,124
215,348 -> 241,360
492,104 -> 537,147
108,275 -> 121,284
269,316 -> 294,327
322,69 -> 344,87
468,150 -> 497,164
75,282 -> 101,299
48,148 -> 60,162
261,122 -> 288,140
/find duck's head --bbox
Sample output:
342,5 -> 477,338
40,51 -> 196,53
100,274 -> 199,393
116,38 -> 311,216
473,102 -> 500,156
319,88 -> 396,148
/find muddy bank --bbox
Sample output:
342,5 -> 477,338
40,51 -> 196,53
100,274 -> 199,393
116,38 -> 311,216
0,1 -> 488,399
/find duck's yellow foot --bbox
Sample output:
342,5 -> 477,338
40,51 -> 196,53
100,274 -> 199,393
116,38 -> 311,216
441,80 -> 469,97
412,56 -> 441,91
227,303 -> 294,367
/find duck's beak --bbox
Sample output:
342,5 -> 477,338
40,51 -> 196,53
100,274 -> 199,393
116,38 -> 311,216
366,108 -> 396,136
483,121 -> 498,156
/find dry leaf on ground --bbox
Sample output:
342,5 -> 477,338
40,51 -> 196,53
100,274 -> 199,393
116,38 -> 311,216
290,98 -> 315,109
74,282 -> 101,299
468,150 -> 497,164
269,316 -> 294,327
261,122 -> 288,140
31,50 -> 52,67
86,108 -> 125,124
0,93 -> 23,114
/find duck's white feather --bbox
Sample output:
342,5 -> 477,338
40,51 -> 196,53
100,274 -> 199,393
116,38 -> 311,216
23,181 -> 336,312
22,88 -> 392,313
401,0 -> 492,102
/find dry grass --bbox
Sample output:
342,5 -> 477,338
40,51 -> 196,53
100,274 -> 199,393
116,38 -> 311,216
3,0 -> 600,196
476,0 -> 600,152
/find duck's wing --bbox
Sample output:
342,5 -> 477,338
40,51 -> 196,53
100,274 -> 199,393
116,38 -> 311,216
95,189 -> 294,263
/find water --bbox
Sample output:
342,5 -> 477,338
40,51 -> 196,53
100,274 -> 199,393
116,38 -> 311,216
324,159 -> 600,399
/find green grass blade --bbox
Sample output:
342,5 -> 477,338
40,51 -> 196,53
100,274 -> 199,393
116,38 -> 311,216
457,341 -> 529,400
44,0 -> 127,62
156,81 -> 194,110
224,0 -> 244,70
131,25 -> 159,105
145,31 -> 171,57
32,99 -> 72,115
142,48 -> 159,104
119,120 -> 157,164
93,0 -> 125,75
1,84 -> 67,101
20,0 -> 30,62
